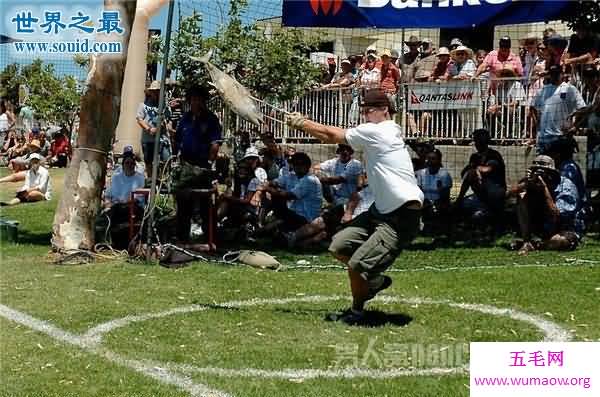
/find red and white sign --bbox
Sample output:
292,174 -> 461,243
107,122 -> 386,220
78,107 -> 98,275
407,81 -> 481,111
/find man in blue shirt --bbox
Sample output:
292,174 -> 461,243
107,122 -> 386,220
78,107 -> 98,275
260,152 -> 322,234
173,86 -> 222,242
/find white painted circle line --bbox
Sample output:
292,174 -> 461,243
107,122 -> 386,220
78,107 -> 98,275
85,295 -> 572,345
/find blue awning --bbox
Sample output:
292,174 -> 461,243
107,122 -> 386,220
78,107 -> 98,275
282,0 -> 574,29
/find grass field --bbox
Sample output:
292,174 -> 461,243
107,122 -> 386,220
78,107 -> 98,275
1,168 -> 599,397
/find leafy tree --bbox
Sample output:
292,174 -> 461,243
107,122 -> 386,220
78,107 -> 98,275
169,0 -> 322,102
73,53 -> 90,69
562,0 -> 600,32
0,59 -> 81,128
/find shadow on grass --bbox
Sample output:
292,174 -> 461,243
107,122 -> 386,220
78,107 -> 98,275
15,229 -> 52,246
325,310 -> 414,328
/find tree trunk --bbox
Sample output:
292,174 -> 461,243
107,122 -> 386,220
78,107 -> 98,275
51,0 -> 134,252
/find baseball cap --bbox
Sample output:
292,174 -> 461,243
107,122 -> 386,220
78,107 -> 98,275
499,36 -> 512,48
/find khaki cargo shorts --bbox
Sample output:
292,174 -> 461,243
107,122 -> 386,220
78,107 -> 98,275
329,203 -> 421,279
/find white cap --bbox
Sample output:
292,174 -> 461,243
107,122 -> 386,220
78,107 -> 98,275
28,153 -> 44,162
242,146 -> 260,160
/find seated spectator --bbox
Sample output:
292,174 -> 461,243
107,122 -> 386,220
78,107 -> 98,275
261,133 -> 288,172
100,149 -> 146,245
9,139 -> 42,173
510,155 -> 583,255
104,149 -> 146,208
430,47 -> 451,82
38,133 -> 50,157
316,143 -> 364,206
5,134 -> 27,161
455,129 -> 506,230
47,128 -> 71,168
218,161 -> 262,234
0,129 -> 18,161
241,146 -> 268,184
409,141 -> 434,172
445,46 -> 476,80
1,154 -> 51,206
416,149 -> 452,232
260,148 -> 279,181
259,152 -> 322,238
285,173 -> 375,249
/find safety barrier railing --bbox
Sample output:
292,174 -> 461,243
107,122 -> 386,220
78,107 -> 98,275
210,73 -> 594,144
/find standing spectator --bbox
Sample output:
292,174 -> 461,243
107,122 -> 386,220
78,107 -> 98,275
510,155 -> 583,255
448,38 -> 463,52
475,36 -> 523,84
400,36 -> 422,83
1,154 -> 51,206
519,34 -> 541,86
47,128 -> 71,168
322,59 -> 355,97
173,86 -> 222,243
564,22 -> 599,69
358,53 -> 381,91
380,49 -> 401,110
475,49 -> 489,80
546,34 -> 568,70
0,101 -> 13,145
455,128 -> 506,230
317,143 -> 364,207
137,80 -> 171,176
430,47 -> 451,81
286,89 -> 423,325
486,66 -> 526,137
446,46 -> 476,80
412,39 -> 437,83
390,49 -> 400,69
530,65 -> 586,154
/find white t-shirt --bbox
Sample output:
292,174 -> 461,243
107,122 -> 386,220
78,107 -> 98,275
22,165 -> 52,200
107,170 -> 145,204
319,157 -> 364,205
533,82 -> 586,148
345,120 -> 423,214
0,113 -> 8,132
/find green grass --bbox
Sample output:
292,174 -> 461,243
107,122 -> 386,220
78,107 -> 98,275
1,168 -> 599,397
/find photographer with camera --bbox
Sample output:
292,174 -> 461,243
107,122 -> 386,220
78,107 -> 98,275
509,155 -> 583,255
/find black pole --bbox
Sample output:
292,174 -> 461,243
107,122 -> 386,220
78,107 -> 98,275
146,0 -> 175,256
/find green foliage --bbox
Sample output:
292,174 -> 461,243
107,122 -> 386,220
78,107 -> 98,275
0,59 -> 81,128
169,0 -> 322,102
73,53 -> 90,69
562,0 -> 600,32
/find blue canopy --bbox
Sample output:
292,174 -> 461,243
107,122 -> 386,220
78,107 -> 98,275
282,0 -> 574,29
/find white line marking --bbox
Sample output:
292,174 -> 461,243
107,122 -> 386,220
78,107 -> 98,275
0,304 -> 231,397
158,362 -> 469,379
0,294 -> 573,393
86,295 -> 572,344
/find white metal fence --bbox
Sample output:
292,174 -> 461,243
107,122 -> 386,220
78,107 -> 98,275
211,74 -> 594,144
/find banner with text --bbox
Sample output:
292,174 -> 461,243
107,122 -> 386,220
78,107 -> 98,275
406,81 -> 481,111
